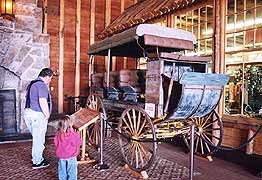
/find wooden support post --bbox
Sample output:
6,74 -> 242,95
81,127 -> 86,161
78,127 -> 96,165
123,57 -> 127,69
88,55 -> 94,92
212,0 -> 226,145
105,0 -> 111,73
43,0 -> 47,33
106,49 -> 111,88
75,0 -> 81,97
112,57 -> 116,71
121,0 -> 127,69
167,14 -> 174,28
58,0 -> 64,113
246,129 -> 255,154
213,0 -> 226,112
120,0 -> 125,13
90,0 -> 95,45
89,0 -> 95,87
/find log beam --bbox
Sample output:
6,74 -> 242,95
213,0 -> 226,115
105,0 -> 111,72
121,0 -> 127,69
75,0 -> 81,97
89,0 -> 95,91
43,0 -> 47,33
58,0 -> 65,113
90,0 -> 95,45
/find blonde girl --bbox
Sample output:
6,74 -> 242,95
54,116 -> 82,180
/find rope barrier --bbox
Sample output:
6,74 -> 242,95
103,115 -> 262,151
197,125 -> 262,151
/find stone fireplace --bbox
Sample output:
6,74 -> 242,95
0,0 -> 50,134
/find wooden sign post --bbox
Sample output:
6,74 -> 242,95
70,108 -> 100,164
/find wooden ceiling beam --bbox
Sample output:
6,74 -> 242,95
98,0 -> 208,39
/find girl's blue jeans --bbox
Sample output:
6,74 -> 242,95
58,157 -> 78,180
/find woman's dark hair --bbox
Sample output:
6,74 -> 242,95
38,68 -> 53,77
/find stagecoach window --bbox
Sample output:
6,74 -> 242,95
225,0 -> 262,119
137,57 -> 147,70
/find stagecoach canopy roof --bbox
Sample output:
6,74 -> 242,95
88,24 -> 196,58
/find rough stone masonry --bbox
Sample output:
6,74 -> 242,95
0,0 -> 50,133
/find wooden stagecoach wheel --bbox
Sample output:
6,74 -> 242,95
118,106 -> 157,172
86,93 -> 107,148
183,111 -> 223,157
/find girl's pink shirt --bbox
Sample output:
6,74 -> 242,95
54,128 -> 82,159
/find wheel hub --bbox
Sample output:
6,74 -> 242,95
131,135 -> 139,143
197,126 -> 203,134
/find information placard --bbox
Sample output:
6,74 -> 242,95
71,108 -> 100,131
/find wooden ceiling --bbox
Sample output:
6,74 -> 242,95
98,0 -> 204,40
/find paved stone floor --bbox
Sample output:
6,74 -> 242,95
0,136 -> 261,180
0,138 -> 198,180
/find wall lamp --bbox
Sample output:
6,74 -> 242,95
1,0 -> 15,21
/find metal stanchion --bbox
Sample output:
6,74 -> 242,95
189,124 -> 195,180
95,113 -> 109,170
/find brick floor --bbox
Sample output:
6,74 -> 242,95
0,138 -> 198,180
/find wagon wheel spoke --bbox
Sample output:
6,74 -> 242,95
139,141 -> 154,154
203,139 -> 211,153
130,144 -> 136,166
197,117 -> 201,126
118,106 -> 156,172
122,117 -> 133,133
126,111 -> 135,133
121,141 -> 134,160
121,126 -> 133,137
194,136 -> 200,153
202,133 -> 212,143
136,111 -> 141,134
204,132 -> 221,141
200,137 -> 204,155
138,143 -> 150,161
135,145 -> 139,168
202,118 -> 219,129
137,145 -> 145,167
191,117 -> 199,126
201,113 -> 213,127
137,117 -> 146,136
132,109 -> 137,133
204,128 -> 221,132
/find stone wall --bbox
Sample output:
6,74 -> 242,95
0,0 -> 50,133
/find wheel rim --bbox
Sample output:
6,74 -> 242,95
86,93 -> 106,148
118,106 -> 157,172
183,111 -> 223,157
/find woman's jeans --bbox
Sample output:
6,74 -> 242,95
58,157 -> 78,180
24,108 -> 47,165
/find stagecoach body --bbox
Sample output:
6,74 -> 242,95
86,24 -> 230,172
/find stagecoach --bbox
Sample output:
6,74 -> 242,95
85,24 -> 230,172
